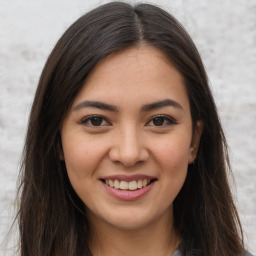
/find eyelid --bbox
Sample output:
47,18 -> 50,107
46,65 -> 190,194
79,114 -> 176,127
79,115 -> 111,126
146,114 -> 177,126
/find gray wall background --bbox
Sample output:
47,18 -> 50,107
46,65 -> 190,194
0,0 -> 255,254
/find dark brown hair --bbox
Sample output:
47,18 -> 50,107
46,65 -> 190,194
17,2 -> 244,256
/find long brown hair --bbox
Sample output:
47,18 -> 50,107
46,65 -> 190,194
17,2 -> 244,255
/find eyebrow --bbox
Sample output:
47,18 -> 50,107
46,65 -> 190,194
141,99 -> 183,112
72,99 -> 183,112
73,100 -> 118,112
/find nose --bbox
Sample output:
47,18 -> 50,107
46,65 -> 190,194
109,125 -> 149,167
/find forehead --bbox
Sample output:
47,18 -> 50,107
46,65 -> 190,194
86,46 -> 179,85
72,46 -> 189,112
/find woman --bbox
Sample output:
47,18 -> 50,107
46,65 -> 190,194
17,2 -> 253,256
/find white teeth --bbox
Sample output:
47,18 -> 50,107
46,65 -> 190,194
114,179 -> 120,189
128,180 -> 137,190
120,180 -> 129,190
109,180 -> 114,188
105,179 -> 152,190
137,180 -> 142,188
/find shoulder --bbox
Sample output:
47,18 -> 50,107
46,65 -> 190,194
246,251 -> 255,256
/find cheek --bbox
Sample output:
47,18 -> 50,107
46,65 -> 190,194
62,136 -> 109,205
62,135 -> 107,178
154,139 -> 190,200
152,137 -> 191,172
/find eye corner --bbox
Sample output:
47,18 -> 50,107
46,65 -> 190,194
79,115 -> 112,127
146,115 -> 177,127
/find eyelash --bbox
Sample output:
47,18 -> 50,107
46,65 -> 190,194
146,115 -> 177,127
79,115 -> 177,127
79,115 -> 111,127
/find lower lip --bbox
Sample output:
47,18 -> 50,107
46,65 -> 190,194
102,182 -> 155,201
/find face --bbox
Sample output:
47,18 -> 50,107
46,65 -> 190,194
61,46 -> 202,231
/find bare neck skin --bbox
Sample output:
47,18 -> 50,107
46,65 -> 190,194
88,208 -> 181,256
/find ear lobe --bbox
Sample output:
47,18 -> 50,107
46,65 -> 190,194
189,120 -> 204,163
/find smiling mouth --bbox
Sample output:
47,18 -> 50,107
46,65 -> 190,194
101,179 -> 157,191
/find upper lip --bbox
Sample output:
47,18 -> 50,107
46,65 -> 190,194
100,174 -> 157,182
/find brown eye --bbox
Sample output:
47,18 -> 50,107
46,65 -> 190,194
90,117 -> 103,126
152,117 -> 165,126
80,115 -> 110,127
147,115 -> 177,127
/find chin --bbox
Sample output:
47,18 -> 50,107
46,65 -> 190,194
107,215 -> 153,231
97,207 -> 169,232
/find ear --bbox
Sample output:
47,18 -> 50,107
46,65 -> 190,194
188,120 -> 204,164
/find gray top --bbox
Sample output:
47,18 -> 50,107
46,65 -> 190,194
172,249 -> 181,256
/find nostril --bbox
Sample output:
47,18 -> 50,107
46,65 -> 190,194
108,140 -> 149,166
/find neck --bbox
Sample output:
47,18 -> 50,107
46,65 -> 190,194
88,210 -> 181,256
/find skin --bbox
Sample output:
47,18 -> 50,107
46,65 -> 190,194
61,46 -> 203,256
